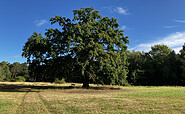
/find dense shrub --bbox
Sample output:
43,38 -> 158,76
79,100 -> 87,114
54,78 -> 65,84
13,76 -> 26,82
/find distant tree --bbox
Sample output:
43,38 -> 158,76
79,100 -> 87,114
10,62 -> 21,78
20,62 -> 29,80
0,61 -> 11,81
149,44 -> 171,60
163,51 -> 180,85
9,62 -> 29,80
148,45 -> 171,85
127,45 -> 185,86
0,66 -> 5,81
127,51 -> 146,85
23,7 -> 129,87
178,44 -> 185,85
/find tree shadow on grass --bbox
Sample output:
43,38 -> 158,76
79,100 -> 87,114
0,83 -> 122,93
0,84 -> 74,92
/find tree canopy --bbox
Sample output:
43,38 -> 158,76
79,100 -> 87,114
22,7 -> 129,87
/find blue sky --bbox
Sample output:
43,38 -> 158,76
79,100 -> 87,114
1,0 -> 185,63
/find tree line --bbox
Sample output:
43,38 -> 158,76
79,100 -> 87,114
1,44 -> 185,86
0,62 -> 29,82
1,7 -> 185,87
127,44 -> 185,86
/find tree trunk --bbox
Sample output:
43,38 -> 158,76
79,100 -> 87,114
82,58 -> 92,88
82,80 -> 89,88
82,71 -> 90,88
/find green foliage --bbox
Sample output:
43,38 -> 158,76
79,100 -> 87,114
162,51 -> 180,85
178,44 -> 185,85
0,67 -> 6,81
10,62 -> 29,81
13,76 -> 26,82
127,44 -> 185,86
54,78 -> 66,84
127,51 -> 146,85
0,61 -> 29,82
20,7 -> 185,86
48,7 -> 129,87
145,45 -> 172,85
0,61 -> 11,81
22,32 -> 50,64
10,62 -> 21,78
22,7 -> 129,87
150,44 -> 171,58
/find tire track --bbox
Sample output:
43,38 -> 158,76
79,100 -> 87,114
37,92 -> 53,114
22,89 -> 31,102
16,89 -> 51,114
16,88 -> 31,114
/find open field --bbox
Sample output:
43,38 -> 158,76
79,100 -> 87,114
0,82 -> 185,113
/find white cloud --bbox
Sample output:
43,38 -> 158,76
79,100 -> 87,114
162,26 -> 176,29
173,47 -> 182,53
35,20 -> 48,27
102,6 -> 129,15
131,31 -> 185,53
174,20 -> 185,23
114,7 -> 128,15
121,25 -> 128,30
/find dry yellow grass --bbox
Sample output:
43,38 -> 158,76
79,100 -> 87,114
0,82 -> 185,113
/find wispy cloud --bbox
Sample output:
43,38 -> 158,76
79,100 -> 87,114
162,26 -> 176,29
35,20 -> 48,27
114,7 -> 128,15
131,31 -> 185,53
121,25 -> 128,30
12,55 -> 21,58
174,20 -> 185,23
103,6 -> 129,15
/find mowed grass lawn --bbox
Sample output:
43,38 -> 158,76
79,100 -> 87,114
0,82 -> 185,114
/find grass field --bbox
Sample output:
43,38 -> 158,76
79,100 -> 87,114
0,82 -> 185,114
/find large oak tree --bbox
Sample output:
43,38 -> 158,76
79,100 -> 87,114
22,7 -> 129,87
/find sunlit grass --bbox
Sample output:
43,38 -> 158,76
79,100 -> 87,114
0,82 -> 185,113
